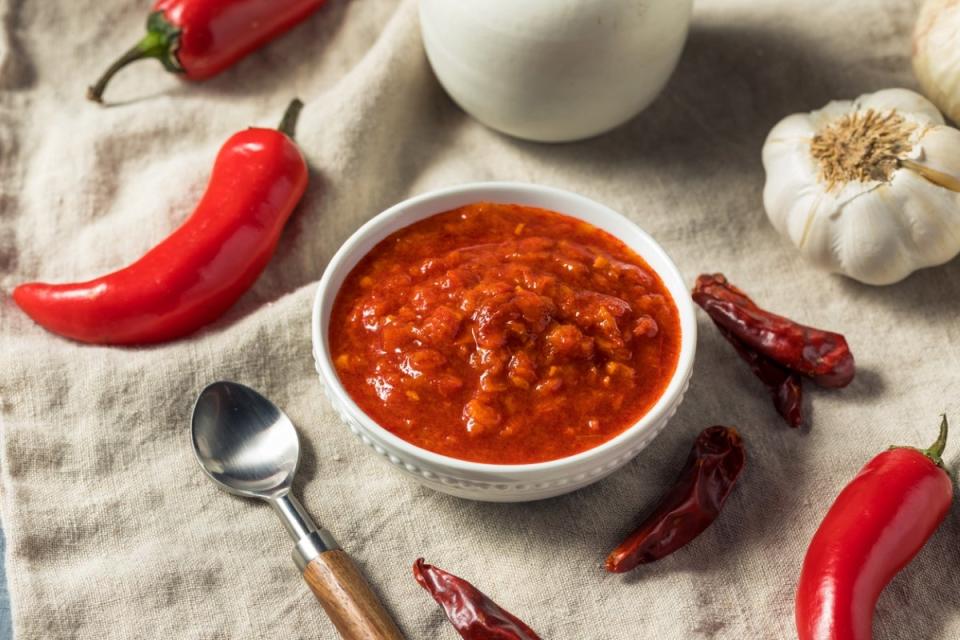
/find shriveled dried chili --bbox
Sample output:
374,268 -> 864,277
413,558 -> 542,640
692,274 -> 854,388
605,426 -> 745,573
717,324 -> 804,428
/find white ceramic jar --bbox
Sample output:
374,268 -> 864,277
418,0 -> 694,142
312,183 -> 696,502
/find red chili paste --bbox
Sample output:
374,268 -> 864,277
330,202 -> 681,464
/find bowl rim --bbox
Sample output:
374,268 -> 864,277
311,181 -> 696,478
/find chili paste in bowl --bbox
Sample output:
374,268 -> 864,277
330,202 -> 680,464
313,183 -> 696,501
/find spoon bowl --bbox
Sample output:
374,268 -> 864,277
192,381 -> 299,499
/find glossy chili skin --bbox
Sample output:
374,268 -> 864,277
155,0 -> 325,79
13,102 -> 307,345
796,419 -> 953,640
413,559 -> 542,640
88,0 -> 325,101
693,274 -> 854,388
605,426 -> 745,572
717,324 -> 803,427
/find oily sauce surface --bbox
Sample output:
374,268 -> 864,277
330,203 -> 681,464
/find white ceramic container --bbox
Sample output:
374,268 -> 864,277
312,183 -> 696,501
418,0 -> 694,142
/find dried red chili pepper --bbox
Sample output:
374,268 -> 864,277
88,0 -> 326,102
605,426 -> 745,572
693,274 -> 854,388
796,417 -> 953,640
716,324 -> 804,427
13,99 -> 307,345
413,558 -> 542,640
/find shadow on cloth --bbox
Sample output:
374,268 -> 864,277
836,257 -> 960,319
0,0 -> 37,90
499,21 -> 850,181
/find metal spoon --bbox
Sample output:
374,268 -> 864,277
191,381 -> 405,640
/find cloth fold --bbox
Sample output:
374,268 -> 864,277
2,0 -> 959,638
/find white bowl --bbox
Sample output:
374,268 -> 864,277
419,0 -> 694,142
312,182 -> 696,501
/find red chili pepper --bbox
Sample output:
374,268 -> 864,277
12,99 -> 308,345
413,558 -> 542,640
605,426 -> 745,573
693,274 -> 854,388
87,0 -> 326,102
717,324 -> 804,427
796,417 -> 953,640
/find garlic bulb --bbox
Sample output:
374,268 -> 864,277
762,88 -> 960,285
913,0 -> 960,125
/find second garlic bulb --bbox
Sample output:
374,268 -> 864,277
913,0 -> 960,125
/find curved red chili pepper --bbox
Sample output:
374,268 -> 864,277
693,274 -> 854,388
605,426 -> 745,572
12,100 -> 308,345
796,417 -> 953,640
413,559 -> 542,640
88,0 -> 326,102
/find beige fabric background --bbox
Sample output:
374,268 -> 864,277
1,0 -> 959,638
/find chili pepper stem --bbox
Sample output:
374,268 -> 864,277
922,415 -> 949,467
87,37 -> 160,103
894,415 -> 950,469
277,99 -> 305,138
87,12 -> 182,103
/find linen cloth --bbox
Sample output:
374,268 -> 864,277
2,0 -> 959,638
0,530 -> 10,639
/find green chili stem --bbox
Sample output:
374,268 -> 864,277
87,12 -> 182,103
277,99 -> 305,139
87,33 -> 166,103
922,415 -> 949,466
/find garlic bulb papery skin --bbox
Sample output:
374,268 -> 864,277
762,88 -> 960,286
913,0 -> 960,125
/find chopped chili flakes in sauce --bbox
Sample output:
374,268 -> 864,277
330,203 -> 681,464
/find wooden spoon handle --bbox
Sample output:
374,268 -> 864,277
303,549 -> 406,639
